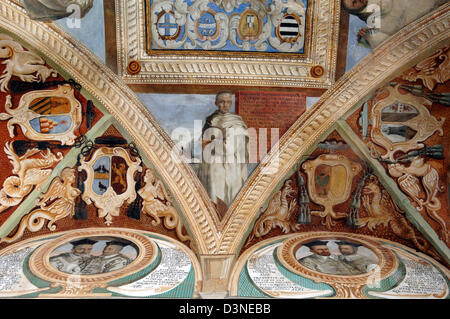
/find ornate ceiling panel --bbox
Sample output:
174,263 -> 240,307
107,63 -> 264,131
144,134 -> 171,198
115,0 -> 342,88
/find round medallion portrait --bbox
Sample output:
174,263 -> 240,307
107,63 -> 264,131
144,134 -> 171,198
49,236 -> 139,275
295,239 -> 379,276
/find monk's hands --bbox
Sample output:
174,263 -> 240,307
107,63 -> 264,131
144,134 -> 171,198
357,27 -> 369,41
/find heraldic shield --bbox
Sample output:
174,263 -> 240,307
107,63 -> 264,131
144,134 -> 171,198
302,154 -> 362,229
0,84 -> 82,145
370,85 -> 445,162
79,147 -> 141,226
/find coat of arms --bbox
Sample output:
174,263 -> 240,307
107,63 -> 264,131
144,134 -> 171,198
79,145 -> 142,226
276,13 -> 303,44
0,84 -> 82,145
156,10 -> 182,41
238,10 -> 262,41
196,10 -> 220,41
369,85 -> 445,162
302,154 -> 362,229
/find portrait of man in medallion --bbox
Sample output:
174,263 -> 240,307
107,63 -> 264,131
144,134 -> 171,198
81,240 -> 133,275
49,238 -> 97,274
336,241 -> 378,273
296,239 -> 378,276
49,237 -> 138,275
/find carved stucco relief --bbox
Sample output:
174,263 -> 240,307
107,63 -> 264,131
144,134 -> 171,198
116,0 -> 341,88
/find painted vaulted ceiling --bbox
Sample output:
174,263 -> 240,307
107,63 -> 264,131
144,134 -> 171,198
0,0 -> 448,300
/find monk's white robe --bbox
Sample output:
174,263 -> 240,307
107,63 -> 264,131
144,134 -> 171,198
21,0 -> 93,21
199,111 -> 249,207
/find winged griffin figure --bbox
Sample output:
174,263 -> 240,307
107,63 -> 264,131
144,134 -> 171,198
402,45 -> 450,91
0,142 -> 63,214
388,157 -> 448,244
357,175 -> 443,261
138,169 -> 191,242
0,33 -> 58,92
247,179 -> 299,244
1,168 -> 80,243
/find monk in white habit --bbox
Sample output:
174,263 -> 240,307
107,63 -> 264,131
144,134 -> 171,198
198,91 -> 249,210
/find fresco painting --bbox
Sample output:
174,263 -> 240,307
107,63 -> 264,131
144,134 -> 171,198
0,0 -> 447,301
147,0 -> 308,53
296,239 -> 379,276
49,237 -> 138,275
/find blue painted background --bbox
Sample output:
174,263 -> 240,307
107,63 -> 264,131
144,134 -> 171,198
150,0 -> 308,53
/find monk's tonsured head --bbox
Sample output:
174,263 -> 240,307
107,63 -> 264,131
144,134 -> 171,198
215,91 -> 233,114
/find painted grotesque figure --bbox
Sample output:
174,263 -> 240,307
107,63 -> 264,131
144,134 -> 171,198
343,0 -> 447,48
21,0 -> 93,21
